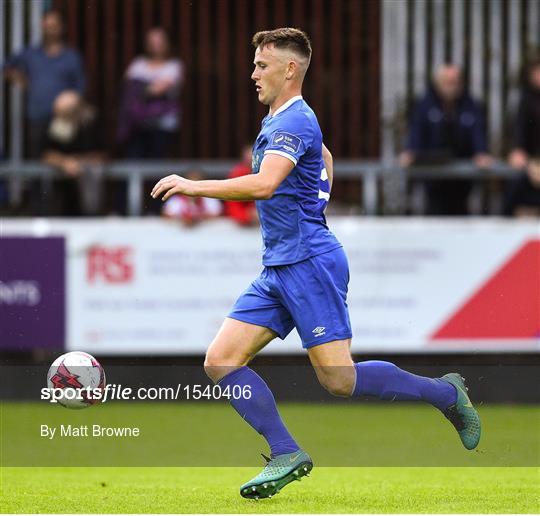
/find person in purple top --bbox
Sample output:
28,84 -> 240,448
4,10 -> 85,158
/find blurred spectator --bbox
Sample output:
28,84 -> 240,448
118,27 -> 184,158
400,64 -> 492,215
3,10 -> 85,158
0,152 -> 7,212
161,170 -> 221,227
504,59 -> 540,216
42,91 -> 105,215
225,145 -> 258,226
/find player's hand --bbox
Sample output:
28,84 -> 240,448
151,174 -> 196,201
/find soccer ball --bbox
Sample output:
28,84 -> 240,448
46,351 -> 106,409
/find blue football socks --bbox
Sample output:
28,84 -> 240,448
353,361 -> 457,411
218,366 -> 300,457
218,362 -> 455,458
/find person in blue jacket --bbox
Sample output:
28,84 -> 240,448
4,10 -> 85,158
399,64 -> 492,215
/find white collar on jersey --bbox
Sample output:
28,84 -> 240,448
270,95 -> 303,117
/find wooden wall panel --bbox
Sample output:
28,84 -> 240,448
84,0 -> 98,102
49,0 -> 382,158
348,0 -> 362,156
196,0 -> 211,157
330,3 -> 343,155
103,0 -> 118,149
8,0 -> 540,160
234,0 -> 250,151
216,0 -> 230,158
178,0 -> 193,156
366,0 -> 380,157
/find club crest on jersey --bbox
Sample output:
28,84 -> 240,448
272,132 -> 301,153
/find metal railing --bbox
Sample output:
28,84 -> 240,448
0,159 -> 518,216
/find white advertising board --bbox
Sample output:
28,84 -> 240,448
2,218 -> 538,354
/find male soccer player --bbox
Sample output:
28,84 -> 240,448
151,28 -> 481,500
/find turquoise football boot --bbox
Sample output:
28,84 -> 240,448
441,373 -> 481,450
240,450 -> 313,499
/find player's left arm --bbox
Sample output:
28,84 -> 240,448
322,143 -> 333,191
151,153 -> 294,202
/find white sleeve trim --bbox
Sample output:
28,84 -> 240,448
264,149 -> 298,165
318,190 -> 330,201
321,168 -> 328,181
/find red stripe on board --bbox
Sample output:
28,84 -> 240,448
431,240 -> 540,340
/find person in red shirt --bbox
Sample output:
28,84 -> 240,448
161,169 -> 222,226
225,145 -> 258,226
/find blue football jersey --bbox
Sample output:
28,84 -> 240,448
252,96 -> 342,265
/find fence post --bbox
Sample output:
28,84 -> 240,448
8,0 -> 25,207
381,0 -> 407,214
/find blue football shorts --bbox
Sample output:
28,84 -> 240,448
228,246 -> 352,348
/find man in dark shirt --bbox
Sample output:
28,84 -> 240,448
505,60 -> 540,216
4,10 -> 85,158
42,91 -> 104,215
400,65 -> 492,215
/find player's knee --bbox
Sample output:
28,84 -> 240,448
204,352 -> 244,383
203,355 -> 226,383
319,376 -> 354,397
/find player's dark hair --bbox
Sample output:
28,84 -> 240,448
252,28 -> 312,61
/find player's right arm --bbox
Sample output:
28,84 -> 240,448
322,143 -> 333,191
151,153 -> 294,202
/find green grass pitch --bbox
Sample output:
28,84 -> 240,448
1,466 -> 538,513
1,402 -> 538,513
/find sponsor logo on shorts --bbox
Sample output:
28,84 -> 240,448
312,326 -> 326,337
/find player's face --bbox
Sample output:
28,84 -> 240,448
251,45 -> 289,107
